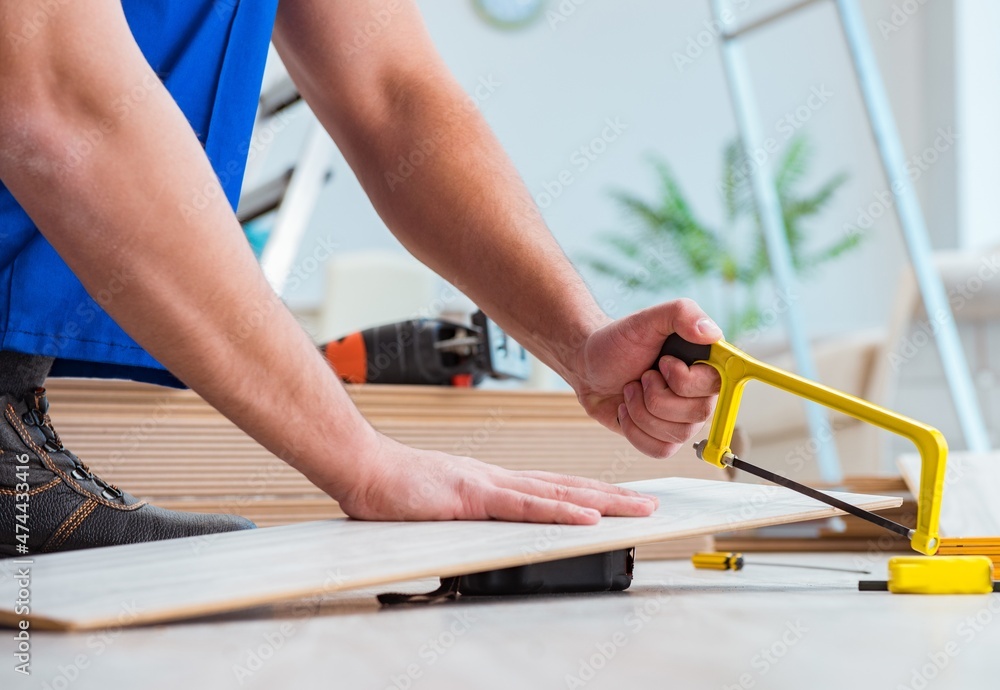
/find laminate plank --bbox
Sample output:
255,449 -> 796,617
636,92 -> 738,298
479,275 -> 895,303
0,477 -> 900,632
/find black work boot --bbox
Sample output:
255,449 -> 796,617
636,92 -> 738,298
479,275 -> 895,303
0,387 -> 255,557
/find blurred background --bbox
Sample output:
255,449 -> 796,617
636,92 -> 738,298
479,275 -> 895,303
238,0 -> 1000,475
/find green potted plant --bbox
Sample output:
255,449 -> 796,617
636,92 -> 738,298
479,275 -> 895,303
582,135 -> 863,341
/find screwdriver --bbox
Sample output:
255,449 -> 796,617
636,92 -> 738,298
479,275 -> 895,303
692,551 -> 871,574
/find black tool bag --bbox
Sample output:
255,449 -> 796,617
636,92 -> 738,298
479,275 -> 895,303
378,548 -> 634,605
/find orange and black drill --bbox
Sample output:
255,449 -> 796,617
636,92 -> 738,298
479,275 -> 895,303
320,310 -> 530,387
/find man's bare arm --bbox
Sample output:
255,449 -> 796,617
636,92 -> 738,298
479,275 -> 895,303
0,0 -> 381,500
0,0 -> 656,522
274,0 -> 723,458
274,0 -> 612,390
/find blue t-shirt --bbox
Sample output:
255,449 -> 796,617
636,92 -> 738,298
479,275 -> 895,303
0,0 -> 279,386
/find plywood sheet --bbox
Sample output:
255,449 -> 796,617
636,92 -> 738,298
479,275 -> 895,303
898,452 -> 1000,536
0,477 -> 900,632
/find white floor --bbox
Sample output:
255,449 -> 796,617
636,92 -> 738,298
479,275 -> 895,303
7,553 -> 997,690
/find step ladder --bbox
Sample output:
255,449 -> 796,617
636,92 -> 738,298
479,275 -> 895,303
237,72 -> 337,296
709,0 -> 991,483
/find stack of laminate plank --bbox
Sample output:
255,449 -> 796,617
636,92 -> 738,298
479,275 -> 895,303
899,452 -> 1000,578
936,539 -> 1000,579
43,379 -> 724,559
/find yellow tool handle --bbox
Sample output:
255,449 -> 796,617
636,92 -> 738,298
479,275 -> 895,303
657,334 -> 948,556
692,552 -> 744,571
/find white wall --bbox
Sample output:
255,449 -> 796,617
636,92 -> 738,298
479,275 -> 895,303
954,0 -> 1000,250
257,0 -> 955,353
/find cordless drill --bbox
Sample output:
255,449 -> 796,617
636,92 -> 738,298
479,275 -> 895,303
320,310 -> 530,386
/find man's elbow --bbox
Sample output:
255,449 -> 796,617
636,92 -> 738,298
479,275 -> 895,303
0,70 -> 150,185
0,1 -> 161,187
0,95 -> 79,187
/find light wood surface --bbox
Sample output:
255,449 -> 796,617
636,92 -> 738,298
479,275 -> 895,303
0,477 -> 899,632
898,452 -> 1000,536
7,554 -> 995,690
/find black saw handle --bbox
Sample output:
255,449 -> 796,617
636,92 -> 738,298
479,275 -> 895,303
652,333 -> 712,370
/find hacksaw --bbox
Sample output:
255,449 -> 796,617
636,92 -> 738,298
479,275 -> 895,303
656,334 -> 947,556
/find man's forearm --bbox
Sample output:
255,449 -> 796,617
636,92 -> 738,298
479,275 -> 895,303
275,3 -> 610,390
0,0 -> 376,500
354,79 -> 611,387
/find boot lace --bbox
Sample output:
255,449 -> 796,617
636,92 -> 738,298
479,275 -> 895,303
23,388 -> 124,500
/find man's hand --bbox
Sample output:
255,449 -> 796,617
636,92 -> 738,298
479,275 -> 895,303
573,300 -> 723,459
336,434 -> 658,524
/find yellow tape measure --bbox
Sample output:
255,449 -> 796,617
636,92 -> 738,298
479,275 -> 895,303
860,556 -> 998,594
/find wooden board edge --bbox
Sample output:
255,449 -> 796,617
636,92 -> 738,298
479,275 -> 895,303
0,609 -> 73,632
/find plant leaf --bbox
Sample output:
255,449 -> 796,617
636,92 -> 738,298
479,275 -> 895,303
775,135 -> 811,193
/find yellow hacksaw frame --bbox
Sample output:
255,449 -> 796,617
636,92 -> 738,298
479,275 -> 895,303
685,339 -> 946,556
